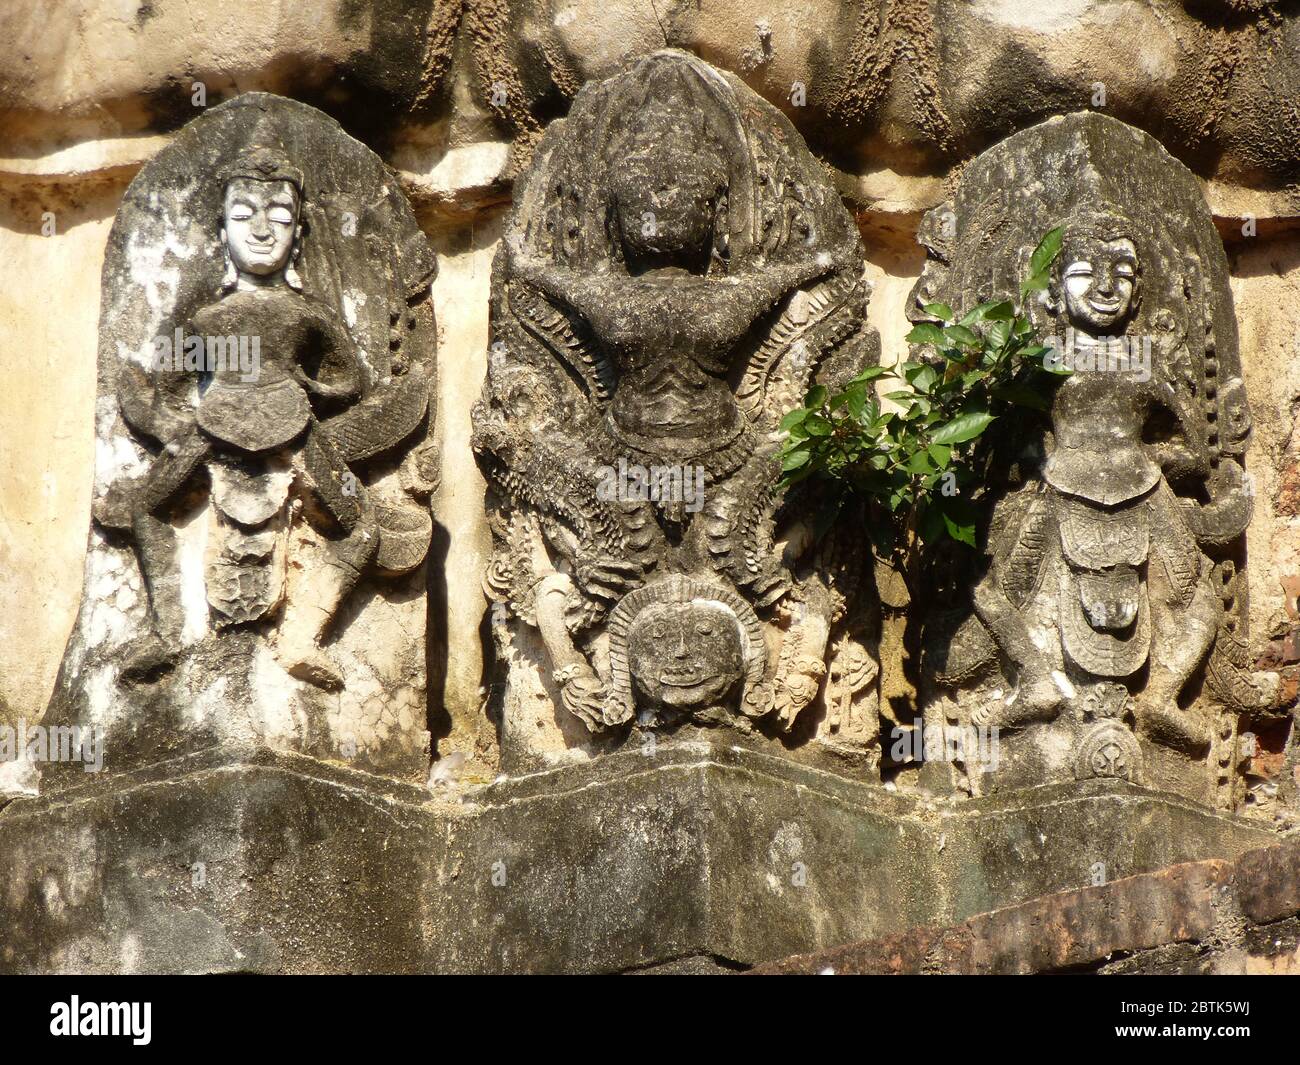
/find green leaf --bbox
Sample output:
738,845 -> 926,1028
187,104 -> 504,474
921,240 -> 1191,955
944,325 -> 980,347
983,301 -> 1015,321
1019,271 -> 1048,297
849,364 -> 889,385
942,510 -> 977,547
906,322 -> 946,347
841,382 -> 867,419
780,463 -> 815,488
904,450 -> 933,475
988,320 -> 1011,349
1030,225 -> 1065,277
932,410 -> 996,445
781,446 -> 812,472
803,384 -> 827,409
805,413 -> 833,436
906,363 -> 939,393
778,408 -> 808,433
959,300 -> 1002,327
927,442 -> 952,468
922,302 -> 954,322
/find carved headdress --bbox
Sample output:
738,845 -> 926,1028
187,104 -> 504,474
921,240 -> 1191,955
511,49 -> 858,275
220,144 -> 304,194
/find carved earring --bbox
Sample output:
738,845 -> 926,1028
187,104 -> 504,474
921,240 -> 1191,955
1042,279 -> 1060,317
714,192 -> 729,265
218,227 -> 238,292
284,225 -> 304,292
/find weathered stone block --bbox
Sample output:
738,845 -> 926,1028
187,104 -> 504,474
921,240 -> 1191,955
1234,835 -> 1300,925
0,743 -> 1276,973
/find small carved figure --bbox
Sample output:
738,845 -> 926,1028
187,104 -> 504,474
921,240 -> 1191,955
43,94 -> 439,787
912,113 -> 1269,801
970,212 -> 1242,753
102,136 -> 434,692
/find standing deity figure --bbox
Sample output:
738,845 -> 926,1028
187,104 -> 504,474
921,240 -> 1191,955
911,113 -> 1272,803
45,94 -> 440,786
110,144 -> 395,690
474,51 -> 880,758
970,212 -> 1248,755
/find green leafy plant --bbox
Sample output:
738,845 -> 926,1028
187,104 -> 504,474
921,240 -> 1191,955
777,227 -> 1066,702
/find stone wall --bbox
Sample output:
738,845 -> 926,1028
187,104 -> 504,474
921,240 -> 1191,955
2,2 -> 1297,755
754,831 -> 1300,974
1,1 -> 1298,973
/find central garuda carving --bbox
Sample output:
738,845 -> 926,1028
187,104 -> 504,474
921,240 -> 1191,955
474,51 -> 880,750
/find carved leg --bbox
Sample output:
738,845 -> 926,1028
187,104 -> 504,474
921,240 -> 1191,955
120,426 -> 212,682
274,502 -> 378,691
970,570 -> 1065,729
1135,562 -> 1216,754
526,522 -> 620,731
275,425 -> 378,690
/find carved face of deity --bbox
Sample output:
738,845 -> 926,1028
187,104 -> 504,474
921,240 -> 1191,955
626,600 -> 745,713
1059,234 -> 1139,335
222,177 -> 301,281
609,123 -> 726,274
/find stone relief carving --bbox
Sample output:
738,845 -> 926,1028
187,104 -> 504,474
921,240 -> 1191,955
43,94 -> 439,786
914,112 -> 1284,808
473,50 -> 881,766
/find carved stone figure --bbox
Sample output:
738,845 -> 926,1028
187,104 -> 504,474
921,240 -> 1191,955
42,94 -> 439,785
474,50 -> 880,767
915,113 -> 1281,807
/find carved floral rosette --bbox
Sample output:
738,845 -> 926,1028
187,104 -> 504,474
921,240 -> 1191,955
473,50 -> 882,769
42,94 -> 439,787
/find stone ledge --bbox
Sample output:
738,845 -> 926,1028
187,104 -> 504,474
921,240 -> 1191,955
753,833 -> 1300,975
0,745 -> 1282,973
1234,837 -> 1300,925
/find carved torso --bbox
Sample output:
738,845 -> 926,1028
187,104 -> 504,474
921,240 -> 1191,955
1045,358 -> 1161,507
193,288 -> 354,454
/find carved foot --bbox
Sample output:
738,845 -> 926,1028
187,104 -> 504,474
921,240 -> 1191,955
973,673 -> 1063,730
1134,703 -> 1210,755
118,632 -> 180,685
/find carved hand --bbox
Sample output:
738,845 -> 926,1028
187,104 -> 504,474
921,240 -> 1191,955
553,662 -> 609,733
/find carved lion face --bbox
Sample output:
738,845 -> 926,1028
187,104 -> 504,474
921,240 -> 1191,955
626,600 -> 744,713
1059,235 -> 1139,335
222,177 -> 301,279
